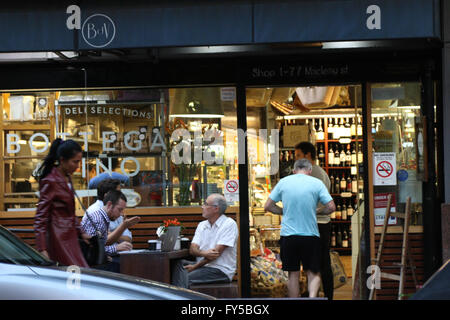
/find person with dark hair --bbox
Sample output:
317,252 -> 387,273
88,157 -> 129,189
84,179 -> 139,253
295,141 -> 334,300
34,138 -> 91,267
81,190 -> 134,272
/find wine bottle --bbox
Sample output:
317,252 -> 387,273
328,118 -> 334,140
344,117 -> 351,137
340,172 -> 346,192
347,200 -> 354,218
351,175 -> 358,193
335,202 -> 342,220
346,174 -> 352,192
318,144 -> 325,165
334,144 -> 340,167
335,174 -> 340,194
330,173 -> 335,194
339,146 -> 346,166
342,200 -> 348,221
342,228 -> 349,248
350,117 -> 356,137
357,117 -> 363,136
333,118 -> 341,139
357,143 -> 363,163
336,226 -> 342,248
328,143 -> 335,167
345,144 -> 351,166
317,119 -> 324,140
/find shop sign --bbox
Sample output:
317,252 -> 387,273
373,152 -> 396,186
374,192 -> 397,226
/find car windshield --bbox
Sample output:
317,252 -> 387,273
0,226 -> 55,266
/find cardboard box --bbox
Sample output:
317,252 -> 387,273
283,125 -> 310,147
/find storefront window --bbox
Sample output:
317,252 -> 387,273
0,87 -> 239,211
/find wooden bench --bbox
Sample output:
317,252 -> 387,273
190,281 -> 240,299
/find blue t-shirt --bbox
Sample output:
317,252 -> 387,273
269,173 -> 333,237
88,172 -> 130,189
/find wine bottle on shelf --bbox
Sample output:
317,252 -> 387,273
344,117 -> 351,137
328,143 -> 335,167
331,226 -> 336,248
347,200 -> 354,219
346,174 -> 352,192
330,205 -> 336,221
335,201 -> 342,220
357,143 -> 363,163
328,118 -> 334,140
333,118 -> 341,140
339,146 -> 346,166
340,172 -> 346,192
317,119 -> 324,140
345,144 -> 352,166
342,200 -> 348,221
334,144 -> 340,167
336,226 -> 343,248
342,228 -> 349,248
318,144 -> 325,166
329,173 -> 335,194
351,175 -> 358,193
335,174 -> 340,194
350,118 -> 356,137
357,117 -> 363,136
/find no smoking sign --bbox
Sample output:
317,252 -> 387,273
373,153 -> 396,186
224,179 -> 239,203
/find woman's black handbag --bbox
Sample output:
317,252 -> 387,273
79,225 -> 106,266
73,189 -> 107,267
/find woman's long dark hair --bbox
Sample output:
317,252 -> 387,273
34,139 -> 82,180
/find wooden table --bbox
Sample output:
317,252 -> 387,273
119,249 -> 190,284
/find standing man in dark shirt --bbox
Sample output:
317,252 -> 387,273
295,141 -> 334,300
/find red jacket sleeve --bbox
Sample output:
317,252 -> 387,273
34,180 -> 54,251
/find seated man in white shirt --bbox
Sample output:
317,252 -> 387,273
171,193 -> 238,288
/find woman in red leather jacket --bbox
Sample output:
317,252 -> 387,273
34,139 -> 90,267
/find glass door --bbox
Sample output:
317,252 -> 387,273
367,82 -> 425,299
246,85 -> 364,299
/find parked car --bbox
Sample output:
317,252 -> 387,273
0,225 -> 213,300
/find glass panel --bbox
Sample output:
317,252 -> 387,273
247,85 -> 364,297
0,87 -> 239,210
370,82 -> 423,227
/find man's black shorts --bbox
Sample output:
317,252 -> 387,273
279,235 -> 321,273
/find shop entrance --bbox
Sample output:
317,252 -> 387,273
246,85 -> 364,299
245,81 -> 427,300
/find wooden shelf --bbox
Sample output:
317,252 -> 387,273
331,220 -> 352,223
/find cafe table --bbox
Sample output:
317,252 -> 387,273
119,249 -> 190,284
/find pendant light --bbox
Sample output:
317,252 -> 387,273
169,88 -> 224,118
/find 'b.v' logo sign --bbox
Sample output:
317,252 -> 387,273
66,5 -> 116,48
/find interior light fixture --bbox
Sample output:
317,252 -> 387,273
169,88 -> 224,118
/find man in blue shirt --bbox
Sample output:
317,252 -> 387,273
265,159 -> 335,298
